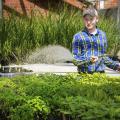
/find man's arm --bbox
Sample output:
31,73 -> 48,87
103,57 -> 120,71
72,34 -> 88,61
100,32 -> 120,71
72,35 -> 81,60
117,63 -> 120,71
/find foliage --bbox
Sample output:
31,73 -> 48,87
0,73 -> 120,119
98,17 -> 120,55
0,6 -> 120,64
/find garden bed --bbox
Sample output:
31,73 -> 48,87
0,73 -> 120,120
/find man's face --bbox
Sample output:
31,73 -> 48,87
83,15 -> 98,30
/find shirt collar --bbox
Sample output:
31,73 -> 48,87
83,27 -> 100,36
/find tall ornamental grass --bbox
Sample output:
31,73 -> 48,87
99,17 -> 120,55
0,7 -> 119,64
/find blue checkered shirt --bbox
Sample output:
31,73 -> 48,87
72,28 -> 119,73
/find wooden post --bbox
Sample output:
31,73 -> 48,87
117,6 -> 120,25
0,0 -> 2,19
62,113 -> 66,120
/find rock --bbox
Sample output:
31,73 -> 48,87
26,45 -> 73,64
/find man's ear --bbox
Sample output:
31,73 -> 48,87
96,16 -> 99,22
96,19 -> 98,22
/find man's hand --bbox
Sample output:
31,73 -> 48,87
90,56 -> 98,63
117,63 -> 120,71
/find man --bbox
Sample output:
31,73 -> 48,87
72,7 -> 120,73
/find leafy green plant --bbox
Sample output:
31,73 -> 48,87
0,74 -> 120,119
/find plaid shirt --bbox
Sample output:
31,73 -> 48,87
72,28 -> 119,73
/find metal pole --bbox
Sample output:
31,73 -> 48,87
0,0 -> 2,19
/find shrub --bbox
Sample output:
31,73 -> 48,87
0,73 -> 120,119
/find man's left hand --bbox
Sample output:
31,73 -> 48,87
90,56 -> 98,63
117,63 -> 120,71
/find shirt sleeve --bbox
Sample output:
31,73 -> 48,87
103,57 -> 119,70
102,32 -> 119,70
72,34 -> 88,61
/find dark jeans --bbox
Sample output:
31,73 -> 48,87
77,67 -> 105,74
